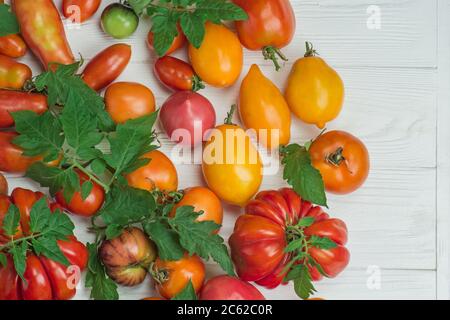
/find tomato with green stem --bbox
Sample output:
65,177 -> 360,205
154,56 -> 204,92
232,0 -> 295,71
101,3 -> 139,39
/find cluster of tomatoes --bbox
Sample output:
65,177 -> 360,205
0,0 -> 371,300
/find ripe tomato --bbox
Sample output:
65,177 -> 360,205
0,90 -> 48,128
285,42 -> 344,129
229,188 -> 350,291
200,275 -> 265,300
55,170 -> 105,217
0,34 -> 27,58
125,150 -> 178,192
62,0 -> 101,23
239,64 -> 291,149
152,253 -> 205,299
202,107 -> 262,206
154,56 -> 204,92
188,22 -> 243,88
0,54 -> 31,90
170,186 -> 223,227
160,91 -> 216,147
148,24 -> 186,56
309,130 -> 370,194
0,173 -> 7,195
233,0 -> 295,70
82,43 -> 131,91
105,82 -> 156,124
101,3 -> 139,39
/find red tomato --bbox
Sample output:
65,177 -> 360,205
55,169 -> 105,217
233,0 -> 295,70
0,132 -> 42,173
0,90 -> 48,128
160,91 -> 216,147
0,34 -> 27,58
147,24 -> 186,56
229,188 -> 350,289
105,82 -> 156,124
62,0 -> 101,23
152,253 -> 205,299
309,130 -> 370,194
82,43 -> 132,91
154,56 -> 204,92
200,275 -> 265,300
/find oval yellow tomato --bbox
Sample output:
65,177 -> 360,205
188,22 -> 243,88
285,42 -> 344,129
202,108 -> 262,206
239,64 -> 291,149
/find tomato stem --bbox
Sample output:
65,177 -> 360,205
224,105 -> 237,125
191,75 -> 205,92
262,46 -> 288,71
325,147 -> 345,167
73,162 -> 111,193
304,41 -> 319,57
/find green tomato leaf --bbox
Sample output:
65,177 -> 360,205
43,208 -> 75,239
32,236 -> 70,266
308,235 -> 338,250
172,280 -> 198,300
297,217 -> 315,228
90,159 -> 107,176
143,219 -> 184,261
280,144 -> 327,207
195,0 -> 248,23
179,12 -> 205,49
150,7 -> 179,56
2,203 -> 20,237
9,241 -> 28,282
29,197 -> 51,234
128,0 -> 152,15
292,264 -> 316,300
81,180 -> 94,201
0,4 -> 19,36
284,239 -> 304,253
105,224 -> 123,240
0,252 -> 7,268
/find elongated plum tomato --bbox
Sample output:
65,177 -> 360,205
160,91 -> 216,147
62,0 -> 101,23
188,22 -> 243,88
202,106 -> 262,206
101,3 -> 139,39
0,34 -> 27,58
55,170 -> 105,217
200,275 -> 265,300
0,173 -> 7,195
99,227 -> 157,286
309,130 -> 370,194
152,253 -> 205,299
125,150 -> 178,192
105,82 -> 155,124
154,56 -> 204,92
285,42 -> 344,129
82,43 -> 131,91
148,24 -> 186,56
0,90 -> 48,128
239,64 -> 291,149
0,54 -> 31,90
170,186 -> 223,227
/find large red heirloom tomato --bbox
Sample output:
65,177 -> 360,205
0,188 -> 88,300
229,188 -> 349,288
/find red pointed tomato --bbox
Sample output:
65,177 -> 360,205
200,275 -> 265,300
154,56 -> 204,92
229,188 -> 350,289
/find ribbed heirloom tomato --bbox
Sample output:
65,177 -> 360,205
0,188 -> 88,300
229,188 -> 350,289
309,130 -> 370,194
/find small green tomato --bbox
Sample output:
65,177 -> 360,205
101,3 -> 139,39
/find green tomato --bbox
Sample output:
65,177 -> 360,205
101,3 -> 139,39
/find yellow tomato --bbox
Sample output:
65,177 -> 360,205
285,42 -> 344,129
188,22 -> 243,88
202,108 -> 262,206
238,64 -> 291,149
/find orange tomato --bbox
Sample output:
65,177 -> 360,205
147,24 -> 186,56
170,186 -> 223,227
239,64 -> 291,149
152,253 -> 205,299
285,42 -> 344,129
309,130 -> 370,194
188,22 -> 243,88
0,34 -> 27,58
105,82 -> 156,124
125,150 -> 178,192
0,54 -> 31,90
202,107 -> 262,206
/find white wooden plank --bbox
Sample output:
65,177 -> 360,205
436,0 -> 450,300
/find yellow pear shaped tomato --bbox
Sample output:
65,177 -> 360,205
238,64 -> 291,149
285,42 -> 344,129
188,22 -> 243,88
202,107 -> 262,206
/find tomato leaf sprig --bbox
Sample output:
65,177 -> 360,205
172,279 -> 198,300
280,144 -> 328,207
0,3 -> 19,37
127,0 -> 248,56
0,198 -> 75,281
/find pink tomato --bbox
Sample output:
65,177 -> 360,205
199,275 -> 265,300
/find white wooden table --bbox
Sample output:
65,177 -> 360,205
5,0 -> 450,300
